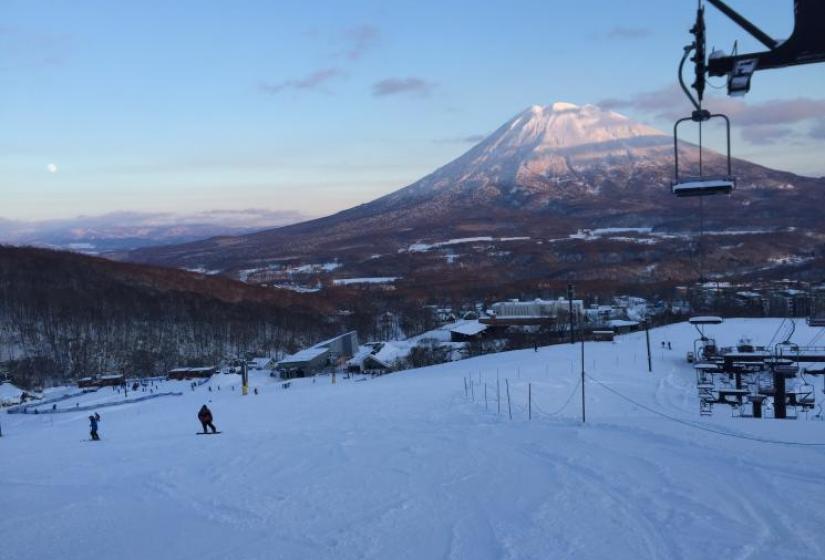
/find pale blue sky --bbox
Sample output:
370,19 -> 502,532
2,0 -> 823,220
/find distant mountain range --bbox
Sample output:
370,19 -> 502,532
123,102 -> 825,292
0,209 -> 308,253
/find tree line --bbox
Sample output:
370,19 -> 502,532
0,247 -> 339,389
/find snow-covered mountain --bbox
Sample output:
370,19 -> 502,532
386,102 -> 670,204
0,209 -> 307,253
125,102 -> 825,287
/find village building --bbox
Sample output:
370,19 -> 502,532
167,366 -> 217,380
448,320 -> 489,343
276,331 -> 359,378
481,298 -> 584,326
77,373 -> 126,388
247,357 -> 277,372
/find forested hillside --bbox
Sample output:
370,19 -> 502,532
0,246 -> 338,388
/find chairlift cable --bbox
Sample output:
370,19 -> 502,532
806,327 -> 825,347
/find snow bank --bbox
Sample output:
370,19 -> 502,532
0,381 -> 25,405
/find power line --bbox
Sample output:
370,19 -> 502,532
532,379 -> 581,418
586,374 -> 825,447
766,318 -> 786,349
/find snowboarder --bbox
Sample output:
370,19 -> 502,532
667,341 -> 672,350
198,405 -> 217,434
89,415 -> 100,441
661,341 -> 666,349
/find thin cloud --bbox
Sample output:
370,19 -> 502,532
601,85 -> 825,140
372,77 -> 436,97
605,26 -> 652,40
740,125 -> 794,145
341,25 -> 380,60
811,119 -> 825,140
732,98 -> 825,127
434,134 -> 486,144
258,67 -> 344,94
0,25 -> 70,68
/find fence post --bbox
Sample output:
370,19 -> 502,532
484,383 -> 488,410
497,377 -> 501,415
506,379 -> 512,420
464,376 -> 468,398
470,378 -> 475,401
528,383 -> 532,420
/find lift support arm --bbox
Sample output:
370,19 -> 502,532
707,0 -> 825,76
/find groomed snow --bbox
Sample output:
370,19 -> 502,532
2,319 -> 825,559
332,277 -> 398,285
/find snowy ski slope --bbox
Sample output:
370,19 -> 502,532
2,319 -> 824,560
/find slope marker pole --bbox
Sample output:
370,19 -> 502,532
528,383 -> 532,420
581,330 -> 586,424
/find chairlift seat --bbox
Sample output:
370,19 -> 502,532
672,177 -> 734,197
690,316 -> 724,325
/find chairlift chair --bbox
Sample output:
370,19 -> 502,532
794,382 -> 816,407
808,317 -> 825,328
672,113 -> 735,197
671,1 -> 825,196
671,4 -> 735,198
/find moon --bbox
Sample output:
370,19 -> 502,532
47,163 -> 58,174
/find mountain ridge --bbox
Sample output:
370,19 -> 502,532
122,102 -> 825,288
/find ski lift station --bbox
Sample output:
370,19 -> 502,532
687,316 -> 825,419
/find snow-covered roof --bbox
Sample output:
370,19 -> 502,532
169,366 -> 216,373
606,319 -> 639,328
249,357 -> 275,368
448,320 -> 488,337
736,291 -> 761,298
278,347 -> 329,365
365,341 -> 413,369
346,346 -> 375,367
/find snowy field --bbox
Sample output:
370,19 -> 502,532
2,319 -> 825,560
